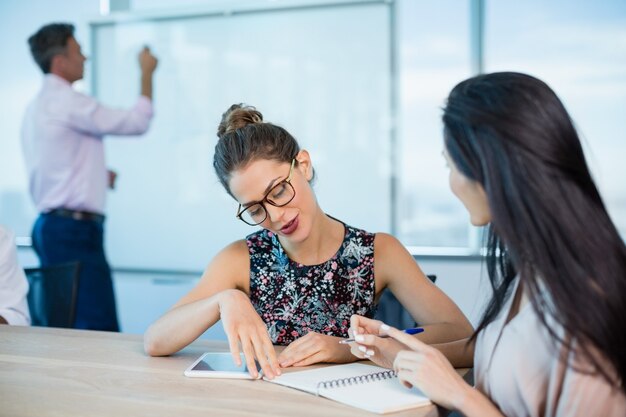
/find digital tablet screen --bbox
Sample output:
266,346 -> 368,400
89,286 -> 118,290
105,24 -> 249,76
191,352 -> 253,372
185,352 -> 261,378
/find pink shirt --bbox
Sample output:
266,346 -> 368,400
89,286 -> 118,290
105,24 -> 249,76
475,279 -> 626,416
21,74 -> 153,214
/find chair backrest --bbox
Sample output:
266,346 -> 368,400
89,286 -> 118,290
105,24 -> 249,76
374,274 -> 437,329
24,262 -> 80,328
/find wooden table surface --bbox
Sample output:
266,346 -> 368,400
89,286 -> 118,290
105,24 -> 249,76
0,326 -> 465,417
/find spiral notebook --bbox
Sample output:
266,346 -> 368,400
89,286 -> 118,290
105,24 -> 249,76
264,363 -> 431,414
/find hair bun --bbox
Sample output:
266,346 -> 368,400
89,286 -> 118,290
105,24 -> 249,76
217,104 -> 264,138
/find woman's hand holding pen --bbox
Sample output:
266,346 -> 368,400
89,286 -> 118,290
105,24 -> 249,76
348,315 -> 409,369
278,332 -> 355,367
218,289 -> 281,379
385,325 -> 474,411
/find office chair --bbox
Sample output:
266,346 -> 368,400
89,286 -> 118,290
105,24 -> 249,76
24,262 -> 80,328
374,274 -> 437,329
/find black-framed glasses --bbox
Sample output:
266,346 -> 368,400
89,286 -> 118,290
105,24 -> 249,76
236,159 -> 296,226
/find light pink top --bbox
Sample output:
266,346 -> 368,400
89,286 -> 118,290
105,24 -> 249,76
21,74 -> 153,215
475,279 -> 626,416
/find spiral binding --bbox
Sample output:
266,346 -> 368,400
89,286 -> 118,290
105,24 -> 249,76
316,369 -> 397,392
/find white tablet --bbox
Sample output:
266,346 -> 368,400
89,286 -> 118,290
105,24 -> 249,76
184,352 -> 262,379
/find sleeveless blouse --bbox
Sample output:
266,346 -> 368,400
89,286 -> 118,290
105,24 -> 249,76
246,220 -> 377,345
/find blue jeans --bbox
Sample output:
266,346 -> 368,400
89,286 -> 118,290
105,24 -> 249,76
32,214 -> 120,331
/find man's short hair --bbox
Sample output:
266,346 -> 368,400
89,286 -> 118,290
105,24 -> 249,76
28,23 -> 75,73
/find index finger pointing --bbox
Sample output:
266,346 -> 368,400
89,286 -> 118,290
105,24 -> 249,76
382,325 -> 428,351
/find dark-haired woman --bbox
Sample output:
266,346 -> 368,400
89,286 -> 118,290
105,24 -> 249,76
143,104 -> 473,379
349,72 -> 626,415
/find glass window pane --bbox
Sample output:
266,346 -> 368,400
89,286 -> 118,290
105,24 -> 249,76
396,0 -> 474,248
485,0 -> 626,238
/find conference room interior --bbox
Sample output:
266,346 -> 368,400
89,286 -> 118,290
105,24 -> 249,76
1,0 -> 625,350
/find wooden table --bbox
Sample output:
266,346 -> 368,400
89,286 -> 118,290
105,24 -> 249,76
0,326 -> 466,417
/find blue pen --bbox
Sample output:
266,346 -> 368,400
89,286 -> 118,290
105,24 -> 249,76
338,327 -> 424,344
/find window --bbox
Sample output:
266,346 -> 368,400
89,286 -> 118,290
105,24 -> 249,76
396,0 -> 476,250
397,0 -> 626,251
484,0 -> 626,238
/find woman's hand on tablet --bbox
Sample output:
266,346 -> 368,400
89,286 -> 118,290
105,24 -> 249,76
218,289 -> 281,379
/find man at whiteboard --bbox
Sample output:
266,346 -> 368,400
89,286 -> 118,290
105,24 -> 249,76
20,23 -> 158,331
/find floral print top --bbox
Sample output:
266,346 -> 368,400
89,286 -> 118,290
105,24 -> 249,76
246,219 -> 377,345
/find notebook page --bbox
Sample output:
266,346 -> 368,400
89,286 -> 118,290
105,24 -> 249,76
265,363 -> 431,414
319,375 -> 430,414
265,363 -> 383,394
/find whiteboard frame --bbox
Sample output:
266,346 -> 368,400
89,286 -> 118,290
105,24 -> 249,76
89,0 -> 398,271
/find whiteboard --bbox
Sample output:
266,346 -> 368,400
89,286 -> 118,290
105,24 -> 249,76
92,1 -> 391,271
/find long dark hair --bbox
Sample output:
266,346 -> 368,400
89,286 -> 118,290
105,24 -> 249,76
443,72 -> 626,392
214,104 -> 302,197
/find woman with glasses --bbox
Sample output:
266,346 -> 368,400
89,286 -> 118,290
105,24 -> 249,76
144,104 -> 474,380
348,72 -> 626,415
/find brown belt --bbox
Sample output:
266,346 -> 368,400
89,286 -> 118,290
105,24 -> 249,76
47,208 -> 105,223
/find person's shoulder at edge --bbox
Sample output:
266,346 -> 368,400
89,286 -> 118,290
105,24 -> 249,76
0,225 -> 11,247
0,224 -> 20,255
0,224 -> 31,326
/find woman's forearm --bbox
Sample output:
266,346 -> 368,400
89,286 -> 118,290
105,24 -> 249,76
415,320 -> 474,367
457,386 -> 505,417
143,294 -> 221,356
417,321 -> 473,344
430,337 -> 475,368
